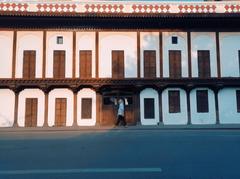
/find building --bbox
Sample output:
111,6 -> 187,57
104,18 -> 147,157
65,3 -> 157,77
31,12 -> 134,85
0,0 -> 240,127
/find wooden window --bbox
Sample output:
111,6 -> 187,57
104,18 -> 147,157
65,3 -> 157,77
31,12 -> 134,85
168,90 -> 181,113
53,50 -> 65,78
25,98 -> 38,127
81,98 -> 92,119
198,50 -> 211,78
236,90 -> 240,113
172,36 -> 178,44
144,98 -> 155,119
196,90 -> 209,113
169,50 -> 182,78
238,50 -> 240,76
55,98 -> 67,127
57,36 -> 63,44
23,50 -> 36,79
144,50 -> 156,78
80,50 -> 92,78
112,50 -> 124,79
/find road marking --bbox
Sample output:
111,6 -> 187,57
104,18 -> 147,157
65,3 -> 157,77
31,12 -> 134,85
0,168 -> 162,175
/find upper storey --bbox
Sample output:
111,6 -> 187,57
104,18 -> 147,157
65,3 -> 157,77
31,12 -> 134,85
0,0 -> 239,14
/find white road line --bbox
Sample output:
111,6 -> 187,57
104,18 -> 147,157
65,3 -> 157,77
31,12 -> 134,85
0,168 -> 162,175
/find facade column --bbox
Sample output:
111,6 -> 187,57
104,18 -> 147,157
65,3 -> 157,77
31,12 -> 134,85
73,90 -> 78,127
43,91 -> 49,127
186,87 -> 192,125
95,90 -> 101,126
159,32 -> 163,78
137,31 -> 140,78
95,31 -> 99,78
42,30 -> 47,78
72,31 -> 76,78
12,30 -> 17,78
216,32 -> 221,78
134,89 -> 141,125
158,88 -> 163,124
13,90 -> 19,127
187,31 -> 192,78
214,87 -> 220,124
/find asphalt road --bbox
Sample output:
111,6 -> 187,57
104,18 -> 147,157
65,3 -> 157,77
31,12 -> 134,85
0,129 -> 240,179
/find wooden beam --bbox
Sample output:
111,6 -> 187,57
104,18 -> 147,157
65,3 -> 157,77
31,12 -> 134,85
137,31 -> 140,78
159,32 -> 163,78
72,31 -> 76,78
42,30 -> 47,78
43,92 -> 49,127
12,31 -> 17,78
95,31 -> 99,78
216,32 -> 221,78
187,31 -> 192,78
13,92 -> 19,127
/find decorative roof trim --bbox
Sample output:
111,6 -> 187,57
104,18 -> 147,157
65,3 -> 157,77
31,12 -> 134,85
0,1 -> 239,15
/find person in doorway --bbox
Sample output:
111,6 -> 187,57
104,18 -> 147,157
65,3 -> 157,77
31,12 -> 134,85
115,98 -> 127,126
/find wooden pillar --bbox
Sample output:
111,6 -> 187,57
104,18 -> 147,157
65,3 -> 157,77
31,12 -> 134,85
214,88 -> 220,124
186,88 -> 191,125
73,91 -> 78,126
187,31 -> 192,78
137,31 -> 140,78
13,91 -> 19,127
72,31 -> 76,78
159,32 -> 163,78
96,91 -> 101,126
95,31 -> 99,78
12,31 -> 17,78
42,30 -> 47,78
216,32 -> 221,78
43,91 -> 49,127
158,89 -> 163,124
134,90 -> 141,124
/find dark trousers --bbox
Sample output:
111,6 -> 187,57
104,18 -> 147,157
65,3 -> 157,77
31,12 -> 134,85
116,115 -> 126,126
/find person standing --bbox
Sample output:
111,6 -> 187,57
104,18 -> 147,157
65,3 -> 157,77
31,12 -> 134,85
115,99 -> 127,126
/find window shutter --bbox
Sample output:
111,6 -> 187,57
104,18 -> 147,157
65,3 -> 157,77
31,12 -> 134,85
23,50 -> 36,79
53,51 -> 65,78
144,50 -> 156,78
196,90 -> 209,113
198,50 -> 211,78
236,90 -> 240,113
112,50 -> 124,79
168,90 -> 181,113
144,98 -> 155,119
25,98 -> 38,127
55,98 -> 67,127
169,50 -> 181,78
81,98 -> 92,119
80,50 -> 92,78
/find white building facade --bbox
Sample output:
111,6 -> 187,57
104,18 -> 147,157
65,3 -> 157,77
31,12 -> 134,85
0,0 -> 240,127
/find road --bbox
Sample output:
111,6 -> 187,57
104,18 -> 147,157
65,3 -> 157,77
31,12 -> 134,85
0,129 -> 240,179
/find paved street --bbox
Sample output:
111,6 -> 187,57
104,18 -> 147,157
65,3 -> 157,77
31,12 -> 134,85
0,128 -> 240,179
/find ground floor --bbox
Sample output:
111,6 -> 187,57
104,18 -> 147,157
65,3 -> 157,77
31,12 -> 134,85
0,86 -> 240,127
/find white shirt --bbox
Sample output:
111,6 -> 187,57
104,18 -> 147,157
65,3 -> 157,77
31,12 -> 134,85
117,102 -> 124,116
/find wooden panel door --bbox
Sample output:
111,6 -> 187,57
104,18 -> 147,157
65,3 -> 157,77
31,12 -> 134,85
198,50 -> 211,78
144,50 -> 156,78
53,50 -> 65,78
80,50 -> 92,78
81,98 -> 92,119
55,98 -> 67,127
112,51 -> 124,79
23,50 -> 36,79
25,98 -> 38,127
169,50 -> 182,78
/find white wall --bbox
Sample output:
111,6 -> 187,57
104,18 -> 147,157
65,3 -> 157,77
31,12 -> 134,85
46,32 -> 73,78
190,88 -> 216,124
219,88 -> 240,124
220,33 -> 240,77
191,32 -> 217,77
140,32 -> 160,78
48,88 -> 74,127
0,31 -> 13,78
140,88 -> 159,125
17,89 -> 45,127
77,88 -> 96,126
16,31 -> 43,78
0,89 -> 15,127
99,32 -> 137,78
76,32 -> 96,78
162,88 -> 188,124
163,32 -> 188,78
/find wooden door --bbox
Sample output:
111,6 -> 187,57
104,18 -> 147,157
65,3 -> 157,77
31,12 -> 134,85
23,50 -> 36,79
80,50 -> 92,78
53,50 -> 65,78
112,51 -> 124,79
198,50 -> 211,78
55,98 -> 67,127
144,50 -> 156,78
169,50 -> 181,78
25,98 -> 38,127
81,98 -> 92,119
